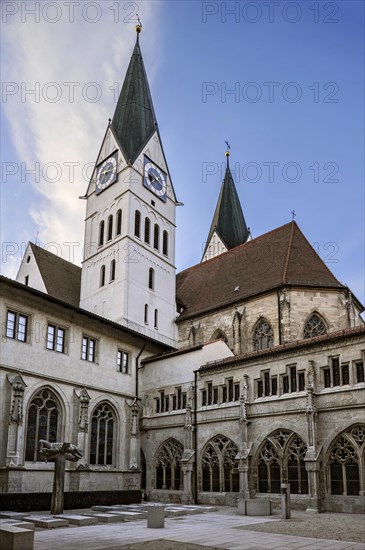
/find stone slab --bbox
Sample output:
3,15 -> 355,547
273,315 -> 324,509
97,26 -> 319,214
0,512 -> 29,520
147,505 -> 165,528
23,516 -> 69,529
245,499 -> 272,516
113,511 -> 147,520
53,514 -> 98,526
82,513 -> 125,523
0,524 -> 34,550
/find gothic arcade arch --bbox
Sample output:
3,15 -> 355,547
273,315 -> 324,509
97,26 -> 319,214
89,401 -> 117,467
255,429 -> 308,494
200,434 -> 239,493
154,438 -> 184,490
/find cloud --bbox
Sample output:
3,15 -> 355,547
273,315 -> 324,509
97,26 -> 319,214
2,1 -> 160,275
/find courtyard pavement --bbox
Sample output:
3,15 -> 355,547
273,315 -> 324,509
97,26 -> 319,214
32,509 -> 364,550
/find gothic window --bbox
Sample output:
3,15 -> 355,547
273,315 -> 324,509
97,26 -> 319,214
256,430 -> 308,495
90,403 -> 114,466
163,230 -> 169,256
144,217 -> 151,244
25,389 -> 60,461
303,313 -> 327,339
116,209 -> 122,236
253,320 -> 273,351
148,268 -> 154,290
144,304 -> 149,324
134,210 -> 141,238
155,439 -> 183,490
98,220 -> 104,246
100,265 -> 105,287
328,425 -> 365,496
107,215 -> 113,241
154,224 -> 160,250
110,259 -> 116,282
201,435 -> 239,493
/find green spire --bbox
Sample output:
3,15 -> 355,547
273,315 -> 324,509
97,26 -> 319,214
203,162 -> 249,258
112,33 -> 157,163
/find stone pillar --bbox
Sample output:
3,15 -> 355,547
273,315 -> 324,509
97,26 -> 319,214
279,290 -> 291,342
181,403 -> 195,504
6,375 -> 27,467
128,399 -> 140,470
304,361 -> 322,513
237,375 -> 252,514
75,388 -> 90,467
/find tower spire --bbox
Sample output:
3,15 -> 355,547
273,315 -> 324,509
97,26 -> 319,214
202,148 -> 250,262
111,25 -> 157,164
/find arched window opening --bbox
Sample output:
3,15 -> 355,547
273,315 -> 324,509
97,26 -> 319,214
201,435 -> 239,493
110,260 -> 116,282
100,265 -> 105,287
328,425 -> 364,496
98,220 -> 105,247
144,217 -> 151,244
144,304 -> 149,324
90,403 -> 114,466
148,268 -> 154,290
303,313 -> 327,339
154,224 -> 160,250
253,319 -> 273,351
25,389 -> 60,461
154,309 -> 158,329
155,439 -> 183,490
163,230 -> 169,256
135,210 -> 141,238
107,215 -> 113,241
116,209 -> 122,236
256,430 -> 309,495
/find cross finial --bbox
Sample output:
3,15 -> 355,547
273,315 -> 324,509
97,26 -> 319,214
225,141 -> 230,167
291,210 -> 296,220
135,14 -> 142,40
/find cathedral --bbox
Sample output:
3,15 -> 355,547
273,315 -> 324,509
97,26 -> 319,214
1,26 -> 364,515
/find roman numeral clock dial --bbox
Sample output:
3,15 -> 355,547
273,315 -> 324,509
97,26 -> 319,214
95,152 -> 118,194
143,156 -> 167,202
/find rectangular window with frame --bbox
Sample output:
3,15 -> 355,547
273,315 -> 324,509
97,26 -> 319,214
356,362 -> 364,383
283,375 -> 289,394
81,336 -> 96,362
228,379 -> 233,401
155,398 -> 160,414
323,368 -> 331,388
160,391 -> 165,413
46,324 -> 65,353
222,386 -> 227,403
207,382 -> 212,405
165,396 -> 169,411
172,395 -> 177,410
202,389 -> 207,407
182,392 -> 187,409
332,358 -> 340,386
117,350 -> 129,373
257,380 -> 263,398
177,388 -> 182,409
213,387 -> 218,404
290,366 -> 297,392
341,364 -> 349,385
6,310 -> 28,342
264,372 -> 270,396
234,383 -> 240,401
298,372 -> 305,391
271,377 -> 278,395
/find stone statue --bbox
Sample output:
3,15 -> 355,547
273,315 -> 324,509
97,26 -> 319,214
39,440 -> 83,514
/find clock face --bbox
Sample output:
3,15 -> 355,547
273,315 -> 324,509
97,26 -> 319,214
95,152 -> 118,194
143,156 -> 167,202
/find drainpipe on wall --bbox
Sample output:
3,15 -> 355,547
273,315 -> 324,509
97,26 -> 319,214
136,341 -> 147,398
193,369 -> 198,504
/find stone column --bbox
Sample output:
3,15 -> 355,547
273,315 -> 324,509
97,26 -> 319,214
75,388 -> 90,458
279,290 -> 291,342
128,399 -> 140,470
6,374 -> 27,467
237,375 -> 251,514
304,361 -> 322,513
181,403 -> 195,504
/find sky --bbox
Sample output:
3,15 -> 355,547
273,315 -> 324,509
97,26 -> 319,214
1,0 -> 364,305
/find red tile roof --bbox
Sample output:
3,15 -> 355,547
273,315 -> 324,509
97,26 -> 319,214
176,222 -> 345,321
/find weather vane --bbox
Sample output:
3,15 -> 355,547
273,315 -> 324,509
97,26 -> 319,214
291,210 -> 296,220
225,141 -> 230,151
136,14 -> 142,37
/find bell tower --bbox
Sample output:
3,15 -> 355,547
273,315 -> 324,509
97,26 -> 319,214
80,25 -> 177,348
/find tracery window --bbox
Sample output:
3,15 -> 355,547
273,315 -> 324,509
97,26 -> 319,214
90,403 -> 114,466
253,320 -> 273,351
155,439 -> 183,490
256,430 -> 308,494
25,389 -> 60,461
201,435 -> 239,493
303,313 -> 327,339
328,425 -> 365,496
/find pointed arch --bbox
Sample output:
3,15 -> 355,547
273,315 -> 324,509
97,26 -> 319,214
253,318 -> 273,351
303,312 -> 327,339
326,424 -> 365,496
89,402 -> 116,466
25,387 -> 62,462
200,434 -> 239,493
255,429 -> 308,494
154,438 -> 183,490
211,329 -> 228,343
